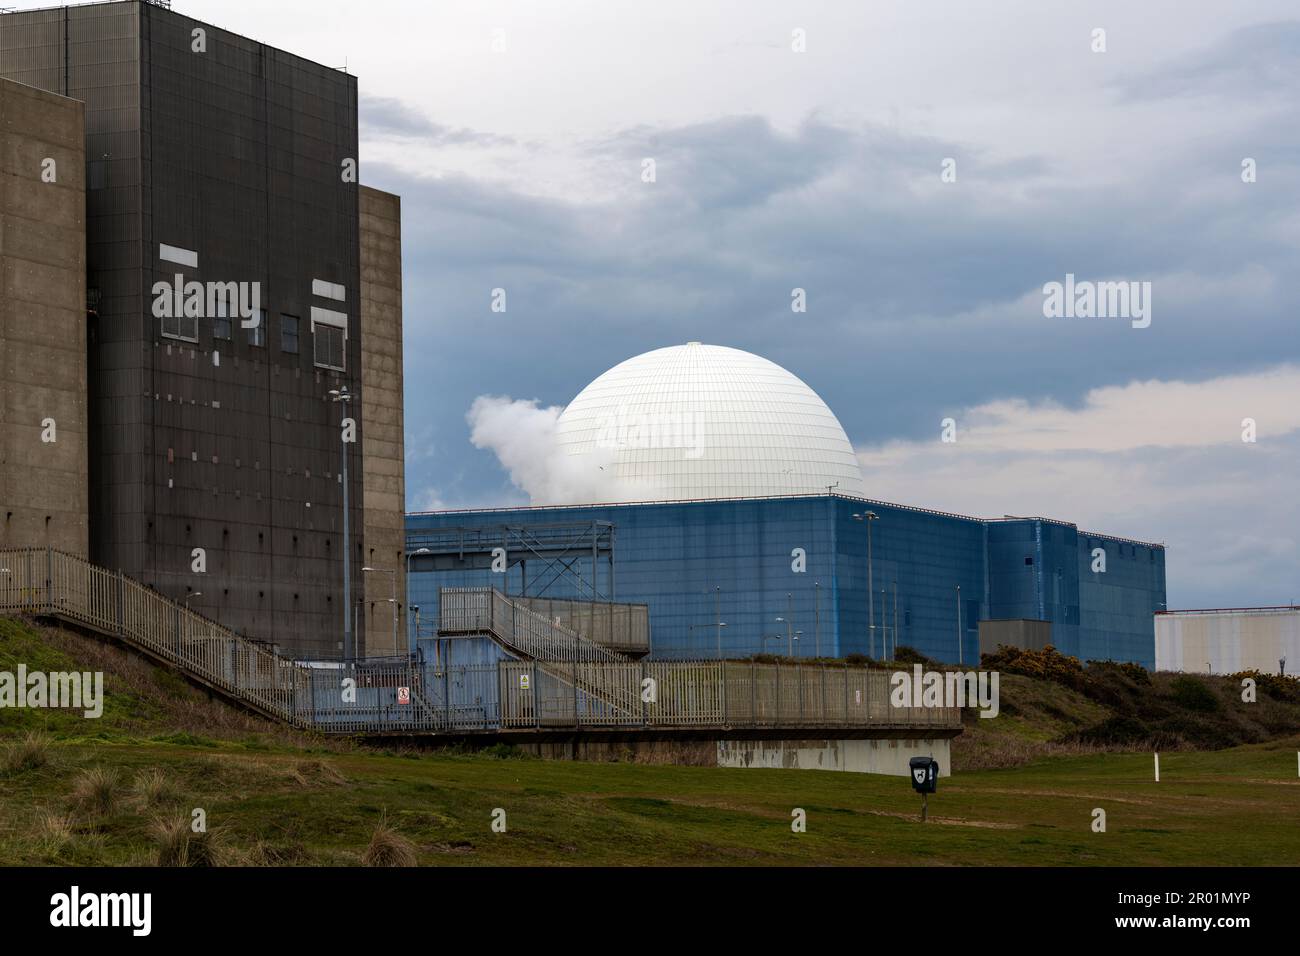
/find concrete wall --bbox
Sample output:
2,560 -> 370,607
0,77 -> 88,555
979,618 -> 1052,657
1156,608 -> 1300,675
359,186 -> 406,657
515,734 -> 953,776
716,737 -> 952,776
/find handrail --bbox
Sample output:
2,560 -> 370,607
438,587 -> 626,663
0,548 -> 961,735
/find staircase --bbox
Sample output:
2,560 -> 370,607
438,588 -> 641,719
0,547 -> 314,727
0,548 -> 961,736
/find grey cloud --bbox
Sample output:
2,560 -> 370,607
359,93 -> 515,146
1118,20 -> 1300,100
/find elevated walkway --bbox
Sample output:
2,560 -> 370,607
0,548 -> 961,743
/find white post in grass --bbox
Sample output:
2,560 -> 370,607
1154,752 -> 1160,783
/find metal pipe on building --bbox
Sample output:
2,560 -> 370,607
330,385 -> 353,660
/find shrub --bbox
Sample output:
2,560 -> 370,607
1170,675 -> 1220,713
1087,659 -> 1151,685
892,646 -> 940,667
982,644 -> 1087,692
480,743 -> 529,760
1062,715 -> 1152,746
1230,670 -> 1300,704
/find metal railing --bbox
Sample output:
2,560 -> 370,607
512,594 -> 650,656
0,548 -> 961,736
438,587 -> 625,663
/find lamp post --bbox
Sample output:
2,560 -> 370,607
956,583 -> 963,665
714,586 -> 722,660
689,622 -> 727,659
406,547 -> 431,654
814,581 -> 821,658
329,385 -> 353,661
184,590 -> 201,609
853,511 -> 880,657
362,566 -> 397,656
776,615 -> 794,657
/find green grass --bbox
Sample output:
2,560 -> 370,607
2,616 -> 1299,866
1,736 -> 1297,866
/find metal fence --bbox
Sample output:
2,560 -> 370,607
0,548 -> 960,735
512,594 -> 650,656
438,587 -> 625,663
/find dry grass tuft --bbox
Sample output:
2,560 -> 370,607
133,767 -> 181,807
69,766 -> 121,816
1,731 -> 53,775
291,759 -> 346,787
32,811 -> 75,856
362,817 -> 417,867
151,816 -> 223,867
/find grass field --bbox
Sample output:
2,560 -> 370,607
3,735 -> 1298,866
3,616 -> 1299,866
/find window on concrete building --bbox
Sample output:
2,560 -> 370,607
247,309 -> 266,347
162,307 -> 199,342
311,308 -> 347,371
212,290 -> 232,340
281,314 -> 299,354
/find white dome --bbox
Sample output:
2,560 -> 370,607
553,343 -> 865,502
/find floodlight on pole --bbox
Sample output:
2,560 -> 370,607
853,511 -> 880,657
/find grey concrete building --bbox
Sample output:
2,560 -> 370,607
359,185 -> 405,658
0,1 -> 405,659
0,75 -> 88,556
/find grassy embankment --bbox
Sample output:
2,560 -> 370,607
3,617 -> 1298,866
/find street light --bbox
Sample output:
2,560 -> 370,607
853,511 -> 880,657
362,566 -> 397,656
406,547 -> 431,653
775,616 -> 795,657
688,622 -> 727,659
329,385 -> 354,661
184,590 -> 201,609
713,586 -> 723,660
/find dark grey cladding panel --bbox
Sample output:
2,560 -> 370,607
1,2 -> 367,657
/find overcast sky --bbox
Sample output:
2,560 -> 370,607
72,1 -> 1300,609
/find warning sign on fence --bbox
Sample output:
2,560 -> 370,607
519,674 -> 531,690
397,686 -> 410,705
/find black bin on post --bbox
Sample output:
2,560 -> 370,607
909,756 -> 939,820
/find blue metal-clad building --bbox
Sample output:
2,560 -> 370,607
405,493 -> 1166,667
